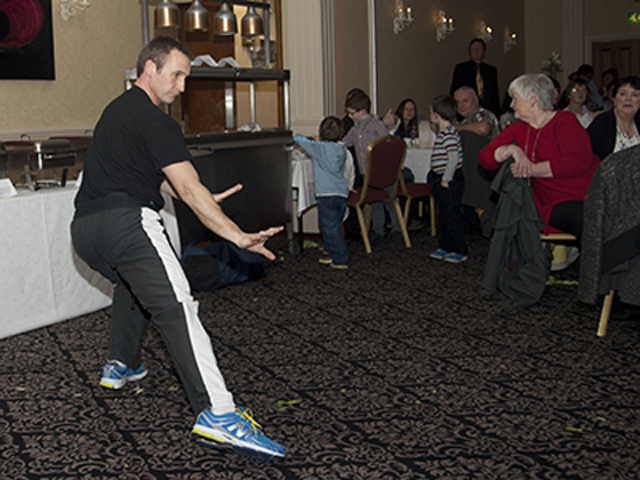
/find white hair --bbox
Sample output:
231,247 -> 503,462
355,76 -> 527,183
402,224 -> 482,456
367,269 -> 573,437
509,74 -> 555,111
454,86 -> 478,100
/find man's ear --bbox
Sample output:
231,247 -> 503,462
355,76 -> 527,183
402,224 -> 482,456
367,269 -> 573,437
143,58 -> 157,77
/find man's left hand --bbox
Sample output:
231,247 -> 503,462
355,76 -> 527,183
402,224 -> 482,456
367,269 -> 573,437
212,183 -> 243,203
240,226 -> 285,260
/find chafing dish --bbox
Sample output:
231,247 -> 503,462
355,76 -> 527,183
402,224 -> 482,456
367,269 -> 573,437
49,136 -> 92,180
1,139 -> 77,190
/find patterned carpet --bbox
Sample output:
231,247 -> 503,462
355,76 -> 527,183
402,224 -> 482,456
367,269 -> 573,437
2,227 -> 640,479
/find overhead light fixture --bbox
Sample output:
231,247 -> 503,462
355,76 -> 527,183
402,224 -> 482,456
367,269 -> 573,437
214,2 -> 237,36
241,6 -> 263,36
155,0 -> 179,29
436,10 -> 454,42
185,0 -> 209,32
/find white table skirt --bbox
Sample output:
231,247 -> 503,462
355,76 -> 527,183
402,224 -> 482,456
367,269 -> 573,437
291,149 -> 316,216
404,147 -> 432,183
0,186 -> 180,339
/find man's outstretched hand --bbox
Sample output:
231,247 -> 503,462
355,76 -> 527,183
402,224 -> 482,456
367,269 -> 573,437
212,183 -> 244,203
240,226 -> 284,261
210,183 -> 283,260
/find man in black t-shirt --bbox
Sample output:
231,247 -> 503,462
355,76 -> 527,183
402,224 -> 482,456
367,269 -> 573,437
72,37 -> 285,460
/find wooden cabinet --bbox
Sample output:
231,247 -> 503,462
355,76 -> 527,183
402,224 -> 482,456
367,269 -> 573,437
178,2 -> 234,133
177,1 -> 284,134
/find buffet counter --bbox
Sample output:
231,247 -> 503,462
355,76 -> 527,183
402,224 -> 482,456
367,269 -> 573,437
176,129 -> 293,247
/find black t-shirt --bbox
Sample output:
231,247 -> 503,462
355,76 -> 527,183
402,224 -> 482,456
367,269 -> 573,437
75,86 -> 192,213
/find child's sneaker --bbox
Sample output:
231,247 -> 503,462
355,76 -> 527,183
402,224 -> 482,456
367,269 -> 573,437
100,360 -> 148,389
444,252 -> 468,264
192,407 -> 286,460
330,262 -> 348,270
429,249 -> 449,260
319,257 -> 348,269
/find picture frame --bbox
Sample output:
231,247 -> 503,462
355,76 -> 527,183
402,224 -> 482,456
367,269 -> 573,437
0,0 -> 55,80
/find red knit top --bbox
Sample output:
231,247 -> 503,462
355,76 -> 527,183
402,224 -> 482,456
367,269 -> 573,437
479,110 -> 600,234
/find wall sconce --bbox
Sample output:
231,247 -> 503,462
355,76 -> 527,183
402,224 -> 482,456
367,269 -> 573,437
436,10 -> 454,42
60,0 -> 90,21
478,21 -> 493,43
504,31 -> 517,54
393,0 -> 414,35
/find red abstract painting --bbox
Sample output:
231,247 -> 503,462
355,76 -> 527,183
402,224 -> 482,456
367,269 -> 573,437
0,0 -> 54,80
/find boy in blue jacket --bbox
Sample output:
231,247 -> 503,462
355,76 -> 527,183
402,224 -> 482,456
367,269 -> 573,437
294,116 -> 350,269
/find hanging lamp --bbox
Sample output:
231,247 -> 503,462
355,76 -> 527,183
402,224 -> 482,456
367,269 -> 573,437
241,6 -> 263,36
185,0 -> 210,32
154,0 -> 180,29
214,2 -> 237,36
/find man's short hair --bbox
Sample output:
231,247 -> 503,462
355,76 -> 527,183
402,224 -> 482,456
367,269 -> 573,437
345,88 -> 365,101
345,90 -> 371,114
319,116 -> 343,141
431,95 -> 458,122
468,38 -> 486,53
136,36 -> 194,77
454,86 -> 478,100
576,64 -> 595,77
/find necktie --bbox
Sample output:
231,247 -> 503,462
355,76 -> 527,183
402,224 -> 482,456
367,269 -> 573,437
476,63 -> 484,101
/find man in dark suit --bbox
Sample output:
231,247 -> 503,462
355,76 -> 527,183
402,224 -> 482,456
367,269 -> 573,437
450,38 -> 500,118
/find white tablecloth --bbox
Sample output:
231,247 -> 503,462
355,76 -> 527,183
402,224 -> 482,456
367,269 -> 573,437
403,147 -> 432,183
291,149 -> 316,216
0,186 -> 180,339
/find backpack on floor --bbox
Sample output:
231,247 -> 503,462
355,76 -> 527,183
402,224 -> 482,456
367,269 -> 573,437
180,240 -> 268,292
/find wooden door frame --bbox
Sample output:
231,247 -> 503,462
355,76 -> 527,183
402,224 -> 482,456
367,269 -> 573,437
585,32 -> 640,65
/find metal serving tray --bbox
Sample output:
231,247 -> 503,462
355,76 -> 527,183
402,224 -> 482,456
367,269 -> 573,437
1,139 -> 76,190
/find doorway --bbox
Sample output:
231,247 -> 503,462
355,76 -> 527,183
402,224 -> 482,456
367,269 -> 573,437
592,38 -> 640,78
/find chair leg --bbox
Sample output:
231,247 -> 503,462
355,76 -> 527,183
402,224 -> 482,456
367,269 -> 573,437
393,199 -> 412,248
428,194 -> 436,237
597,290 -> 615,337
403,198 -> 412,226
355,205 -> 371,254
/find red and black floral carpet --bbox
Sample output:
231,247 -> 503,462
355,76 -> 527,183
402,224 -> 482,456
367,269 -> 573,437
1,229 -> 639,479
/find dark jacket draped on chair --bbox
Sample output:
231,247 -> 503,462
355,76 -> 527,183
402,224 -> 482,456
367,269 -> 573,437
579,145 -> 640,306
481,160 -> 549,309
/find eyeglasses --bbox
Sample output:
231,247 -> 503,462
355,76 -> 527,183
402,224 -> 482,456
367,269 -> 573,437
346,109 -> 358,116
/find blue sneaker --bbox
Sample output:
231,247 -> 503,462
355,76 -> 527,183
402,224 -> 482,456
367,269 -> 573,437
444,252 -> 468,264
100,360 -> 148,389
192,407 -> 286,460
429,248 -> 449,260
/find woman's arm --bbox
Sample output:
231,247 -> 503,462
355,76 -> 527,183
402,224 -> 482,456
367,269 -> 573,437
478,123 -> 523,170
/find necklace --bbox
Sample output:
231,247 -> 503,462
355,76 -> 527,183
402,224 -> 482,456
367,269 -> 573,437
524,125 -> 543,163
524,111 -> 554,162
616,123 -> 639,151
617,122 -> 636,139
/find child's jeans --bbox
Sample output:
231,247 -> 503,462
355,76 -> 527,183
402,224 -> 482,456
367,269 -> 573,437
428,168 -> 467,255
317,196 -> 350,266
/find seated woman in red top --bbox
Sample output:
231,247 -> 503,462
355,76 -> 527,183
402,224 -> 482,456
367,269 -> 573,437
479,73 -> 600,242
